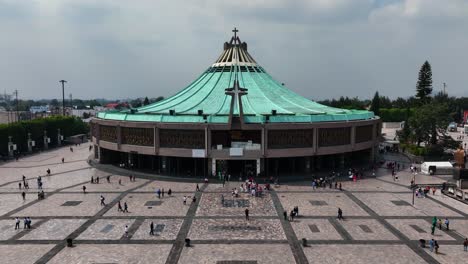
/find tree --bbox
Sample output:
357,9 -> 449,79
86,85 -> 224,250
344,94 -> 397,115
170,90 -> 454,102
370,92 -> 380,116
143,97 -> 150,106
153,96 -> 165,103
50,99 -> 59,107
416,61 -> 433,104
406,103 -> 450,146
130,99 -> 142,108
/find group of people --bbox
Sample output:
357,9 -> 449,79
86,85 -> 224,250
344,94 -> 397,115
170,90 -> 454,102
283,206 -> 299,221
155,188 -> 172,199
312,178 -> 342,191
431,216 -> 450,235
117,200 -> 129,213
416,186 -> 437,198
19,175 -> 45,200
14,217 -> 32,230
19,175 -> 29,190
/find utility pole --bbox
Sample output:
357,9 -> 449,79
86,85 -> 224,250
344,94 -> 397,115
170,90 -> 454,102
443,82 -> 447,95
59,80 -> 67,116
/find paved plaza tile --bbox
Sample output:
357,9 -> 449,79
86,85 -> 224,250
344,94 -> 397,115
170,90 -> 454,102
303,244 -> 427,264
1,145 -> 468,263
386,219 -> 456,241
352,192 -> 462,217
104,193 -> 191,217
131,219 -> 183,240
0,244 -> 56,264
20,218 -> 87,240
13,193 -> 119,217
0,193 -> 35,216
189,218 -> 285,240
178,244 -> 295,263
196,192 -> 276,216
340,178 -> 410,192
77,219 -> 135,240
61,176 -> 148,193
278,192 -> 369,216
47,244 -> 173,264
450,219 -> 468,238
134,180 -> 198,192
0,168 -> 92,192
0,219 -> 23,240
339,219 -> 398,240
291,218 -> 343,240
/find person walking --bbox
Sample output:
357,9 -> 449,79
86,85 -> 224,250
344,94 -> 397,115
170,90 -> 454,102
82,186 -> 86,194
14,217 -> 20,230
21,191 -> 26,200
157,189 -> 161,199
150,221 -> 154,236
23,217 -> 28,229
339,183 -> 342,191
168,189 -> 172,196
196,184 -> 200,192
183,196 -> 187,205
124,225 -> 129,238
464,238 -> 468,251
61,157 -> 64,163
118,201 -> 123,212
438,218 -> 442,230
100,195 -> 106,206
123,202 -> 128,213
434,240 -> 439,254
445,218 -> 450,231
245,208 -> 249,221
429,239 -> 434,252
283,211 -> 287,220
18,182 -> 22,190
337,208 -> 343,220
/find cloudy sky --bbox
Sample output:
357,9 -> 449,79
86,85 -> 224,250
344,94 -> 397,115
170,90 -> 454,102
1,0 -> 467,100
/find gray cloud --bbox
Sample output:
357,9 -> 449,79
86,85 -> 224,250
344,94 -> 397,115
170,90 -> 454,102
0,0 -> 467,100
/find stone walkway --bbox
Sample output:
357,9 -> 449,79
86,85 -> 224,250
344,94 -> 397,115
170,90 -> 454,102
0,145 -> 467,263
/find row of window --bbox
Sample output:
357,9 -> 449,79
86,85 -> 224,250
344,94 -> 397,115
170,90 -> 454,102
93,126 -> 376,148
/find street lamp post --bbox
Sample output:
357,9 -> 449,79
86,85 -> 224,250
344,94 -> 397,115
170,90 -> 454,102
59,80 -> 67,116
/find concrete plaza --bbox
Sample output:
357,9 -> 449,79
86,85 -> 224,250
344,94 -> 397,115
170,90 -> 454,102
0,144 -> 467,263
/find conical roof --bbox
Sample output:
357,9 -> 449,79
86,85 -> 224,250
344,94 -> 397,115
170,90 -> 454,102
98,30 -> 374,123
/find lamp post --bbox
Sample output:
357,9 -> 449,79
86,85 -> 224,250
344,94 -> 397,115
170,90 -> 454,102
59,80 -> 67,115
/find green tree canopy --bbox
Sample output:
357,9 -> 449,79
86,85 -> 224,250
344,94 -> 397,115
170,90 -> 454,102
416,61 -> 433,104
370,91 -> 380,116
143,97 -> 150,106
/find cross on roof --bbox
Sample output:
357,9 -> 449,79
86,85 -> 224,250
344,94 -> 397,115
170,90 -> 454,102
232,27 -> 239,38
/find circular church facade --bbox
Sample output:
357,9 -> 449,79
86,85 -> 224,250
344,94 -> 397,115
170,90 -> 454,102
91,31 -> 381,178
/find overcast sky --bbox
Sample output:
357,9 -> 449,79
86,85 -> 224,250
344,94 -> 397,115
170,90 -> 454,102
1,0 -> 467,101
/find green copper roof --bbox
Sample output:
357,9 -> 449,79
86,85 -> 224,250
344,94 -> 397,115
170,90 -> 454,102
97,32 -> 375,124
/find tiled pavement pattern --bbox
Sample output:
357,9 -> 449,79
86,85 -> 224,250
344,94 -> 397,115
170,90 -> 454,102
0,145 -> 468,263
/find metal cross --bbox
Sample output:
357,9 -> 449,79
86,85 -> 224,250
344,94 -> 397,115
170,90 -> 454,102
232,27 -> 239,38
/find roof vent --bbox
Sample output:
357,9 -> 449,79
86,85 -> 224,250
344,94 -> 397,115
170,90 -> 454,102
203,114 -> 207,120
130,109 -> 138,114
169,110 -> 175,116
271,110 -> 277,116
198,110 -> 203,116
265,115 -> 270,122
